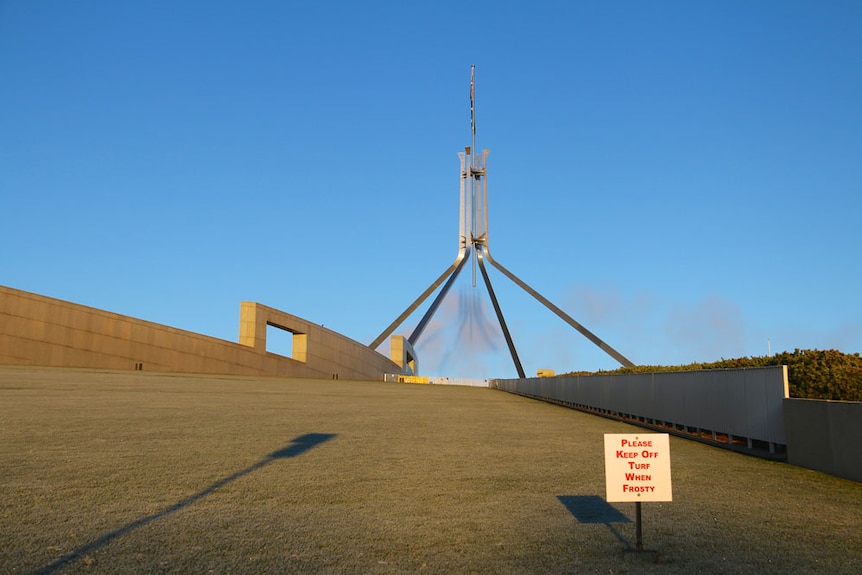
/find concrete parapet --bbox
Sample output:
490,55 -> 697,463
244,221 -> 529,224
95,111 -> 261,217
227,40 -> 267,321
237,301 -> 402,379
389,335 -> 418,375
1,285 -> 403,380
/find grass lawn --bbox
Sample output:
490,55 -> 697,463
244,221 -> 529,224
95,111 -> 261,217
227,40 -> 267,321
1,365 -> 860,574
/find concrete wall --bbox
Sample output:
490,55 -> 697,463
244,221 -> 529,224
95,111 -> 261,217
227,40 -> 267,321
784,398 -> 862,483
492,366 -> 789,454
389,336 -> 417,375
236,301 -> 403,379
0,285 -> 403,380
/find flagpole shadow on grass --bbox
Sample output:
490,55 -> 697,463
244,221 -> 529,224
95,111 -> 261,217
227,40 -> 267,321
34,433 -> 337,575
557,495 -> 632,547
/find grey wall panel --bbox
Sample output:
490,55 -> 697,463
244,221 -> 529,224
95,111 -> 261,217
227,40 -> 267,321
724,372 -> 749,436
695,370 -> 725,431
550,378 -> 564,400
639,373 -> 656,414
614,376 -> 629,408
766,367 -> 789,441
784,398 -> 862,483
560,377 -> 578,404
695,371 -> 718,428
710,370 -> 735,433
601,375 -> 620,410
659,372 -> 688,423
827,401 -> 862,482
681,372 -> 702,427
629,373 -> 655,416
743,368 -> 787,443
784,399 -> 832,471
580,376 -> 602,407
652,373 -> 675,422
744,371 -> 769,441
493,366 -> 789,445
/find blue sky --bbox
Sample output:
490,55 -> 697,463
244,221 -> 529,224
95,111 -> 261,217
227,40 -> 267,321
2,1 -> 860,378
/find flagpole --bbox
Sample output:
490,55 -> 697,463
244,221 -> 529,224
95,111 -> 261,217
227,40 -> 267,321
471,64 -> 476,158
470,65 -> 477,287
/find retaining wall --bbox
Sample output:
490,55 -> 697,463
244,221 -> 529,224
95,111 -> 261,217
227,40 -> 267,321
0,285 -> 402,380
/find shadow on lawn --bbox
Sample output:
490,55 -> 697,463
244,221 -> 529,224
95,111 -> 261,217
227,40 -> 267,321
34,433 -> 336,575
557,495 -> 632,547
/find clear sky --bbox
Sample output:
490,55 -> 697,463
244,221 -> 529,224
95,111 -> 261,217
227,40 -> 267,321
2,1 -> 860,378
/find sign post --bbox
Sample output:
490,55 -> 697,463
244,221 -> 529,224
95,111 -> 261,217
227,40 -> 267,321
604,433 -> 672,560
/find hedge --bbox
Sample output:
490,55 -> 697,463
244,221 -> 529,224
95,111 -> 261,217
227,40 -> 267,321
563,349 -> 862,401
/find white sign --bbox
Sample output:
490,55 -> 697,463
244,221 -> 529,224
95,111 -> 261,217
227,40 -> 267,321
604,433 -> 672,502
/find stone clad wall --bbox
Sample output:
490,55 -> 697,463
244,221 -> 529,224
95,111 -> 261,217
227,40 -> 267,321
0,285 -> 402,380
237,301 -> 403,379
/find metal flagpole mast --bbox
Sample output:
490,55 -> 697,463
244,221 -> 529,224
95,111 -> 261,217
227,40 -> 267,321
467,65 -> 523,374
470,65 -> 478,287
370,66 -> 634,374
471,65 -> 476,160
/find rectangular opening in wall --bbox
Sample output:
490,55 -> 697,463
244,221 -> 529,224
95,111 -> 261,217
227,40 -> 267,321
266,324 -> 294,359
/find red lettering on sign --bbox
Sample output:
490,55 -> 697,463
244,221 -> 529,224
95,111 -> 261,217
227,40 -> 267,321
622,485 -> 657,493
621,439 -> 653,447
625,473 -> 652,481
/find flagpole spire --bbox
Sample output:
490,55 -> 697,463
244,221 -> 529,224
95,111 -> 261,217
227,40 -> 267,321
370,65 -> 634,374
470,64 -> 476,152
469,64 -> 478,286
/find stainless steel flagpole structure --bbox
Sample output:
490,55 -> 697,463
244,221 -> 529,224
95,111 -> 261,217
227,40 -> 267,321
370,66 -> 634,374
